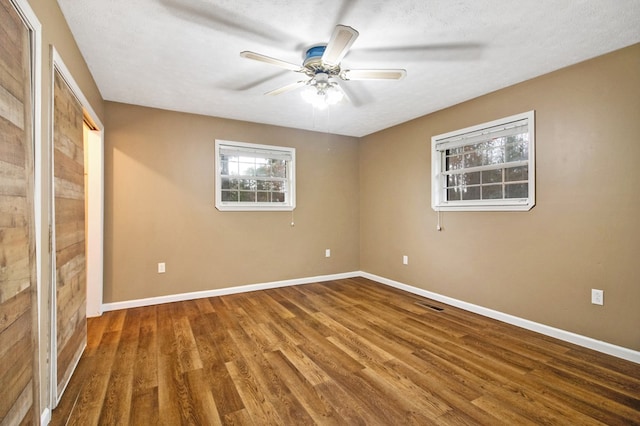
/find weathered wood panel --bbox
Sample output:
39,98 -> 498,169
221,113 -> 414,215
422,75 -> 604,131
53,69 -> 87,401
0,0 -> 38,423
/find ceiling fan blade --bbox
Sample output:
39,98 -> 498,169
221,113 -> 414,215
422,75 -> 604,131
334,78 -> 366,107
159,0 -> 297,45
343,69 -> 407,80
265,81 -> 307,96
240,51 -> 303,72
231,70 -> 288,91
321,25 -> 359,66
348,43 -> 483,62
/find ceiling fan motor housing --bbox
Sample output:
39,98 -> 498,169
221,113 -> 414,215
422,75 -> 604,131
303,44 -> 341,76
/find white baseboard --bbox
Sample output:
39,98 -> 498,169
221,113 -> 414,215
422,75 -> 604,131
100,270 -> 638,364
361,272 -> 640,364
102,271 -> 361,312
41,407 -> 51,425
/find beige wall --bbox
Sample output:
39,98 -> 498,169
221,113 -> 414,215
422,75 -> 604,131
360,44 -> 640,351
104,102 -> 360,302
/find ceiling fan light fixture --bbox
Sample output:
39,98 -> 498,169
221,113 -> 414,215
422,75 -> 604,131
325,86 -> 344,105
240,24 -> 405,106
301,82 -> 344,109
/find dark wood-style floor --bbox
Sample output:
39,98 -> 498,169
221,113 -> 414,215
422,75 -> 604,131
51,277 -> 640,425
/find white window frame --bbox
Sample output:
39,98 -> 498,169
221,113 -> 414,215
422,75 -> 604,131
215,140 -> 296,211
431,111 -> 535,212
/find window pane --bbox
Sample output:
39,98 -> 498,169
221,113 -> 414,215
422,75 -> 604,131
257,191 -> 269,202
220,159 -> 229,175
270,159 -> 287,178
221,178 -> 239,190
506,183 -> 528,198
482,184 -> 503,199
239,191 -> 255,202
462,186 -> 480,200
505,137 -> 528,161
221,190 -> 238,202
256,165 -> 269,177
224,157 -> 239,176
272,192 -> 285,202
483,146 -> 504,165
505,166 -> 528,182
463,141 -> 483,152
447,187 -> 462,201
464,151 -> 483,167
257,180 -> 271,191
239,179 -> 256,190
239,161 -> 256,176
447,174 -> 460,187
482,169 -> 502,183
463,172 -> 480,185
446,154 -> 463,171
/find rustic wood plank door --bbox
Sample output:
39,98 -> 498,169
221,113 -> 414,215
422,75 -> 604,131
52,68 -> 87,402
0,0 -> 39,423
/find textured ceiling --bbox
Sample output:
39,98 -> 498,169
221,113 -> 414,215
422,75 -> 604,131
57,0 -> 640,137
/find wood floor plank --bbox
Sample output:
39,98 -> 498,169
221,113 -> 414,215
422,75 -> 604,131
190,312 -> 245,416
263,349 -> 343,425
51,278 -> 640,424
226,324 -> 316,425
184,368 -> 224,426
129,387 -> 159,426
225,357 -> 286,425
156,303 -> 201,425
54,329 -> 121,425
97,309 -> 140,424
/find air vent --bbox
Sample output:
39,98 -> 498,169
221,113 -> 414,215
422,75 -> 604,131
415,301 -> 444,312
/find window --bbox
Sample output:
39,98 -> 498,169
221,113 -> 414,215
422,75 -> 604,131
215,140 -> 295,211
431,111 -> 535,211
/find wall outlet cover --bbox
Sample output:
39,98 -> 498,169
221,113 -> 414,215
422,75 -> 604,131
591,289 -> 603,305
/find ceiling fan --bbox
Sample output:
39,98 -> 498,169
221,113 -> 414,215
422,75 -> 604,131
240,25 -> 406,106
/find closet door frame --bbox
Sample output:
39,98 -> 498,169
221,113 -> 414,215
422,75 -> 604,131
49,47 -> 104,407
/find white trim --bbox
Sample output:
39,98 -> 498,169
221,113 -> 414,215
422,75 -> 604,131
54,341 -> 86,406
101,270 -> 639,364
51,50 -> 104,130
361,272 -> 640,364
102,271 -> 360,311
47,47 -> 58,412
40,407 -> 51,426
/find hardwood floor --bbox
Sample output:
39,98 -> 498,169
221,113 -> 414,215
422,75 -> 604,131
51,277 -> 640,425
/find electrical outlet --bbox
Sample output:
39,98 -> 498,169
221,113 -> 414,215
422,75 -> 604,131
158,262 -> 166,273
403,255 -> 408,265
591,289 -> 603,305
325,249 -> 331,258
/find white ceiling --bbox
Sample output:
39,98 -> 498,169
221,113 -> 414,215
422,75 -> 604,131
57,0 -> 640,137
